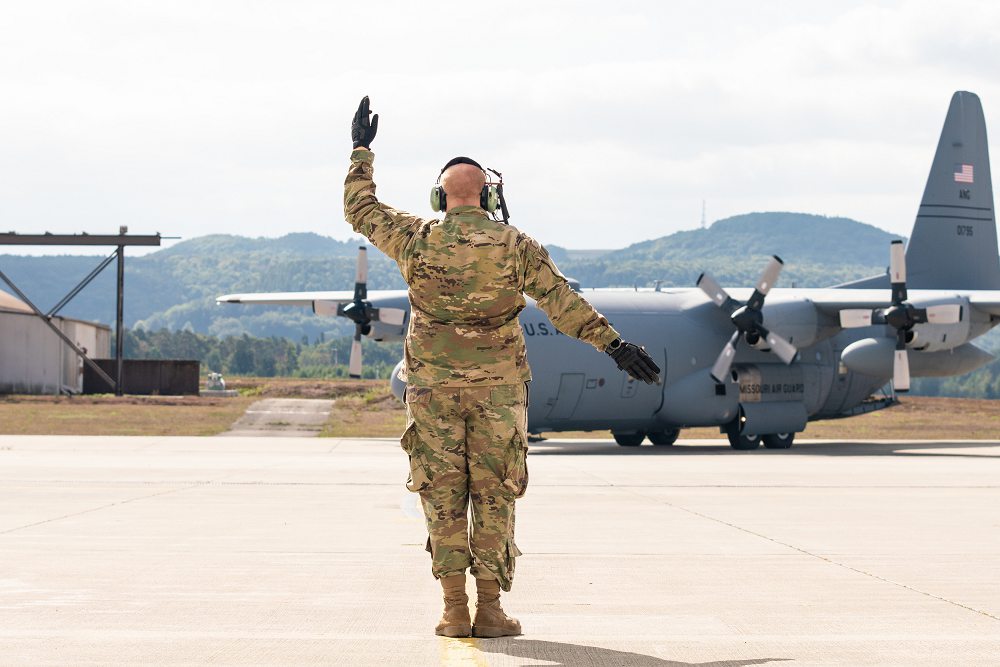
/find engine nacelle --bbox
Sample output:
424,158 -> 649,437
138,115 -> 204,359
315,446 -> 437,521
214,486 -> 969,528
314,299 -> 408,342
841,337 -> 994,378
908,297 -> 971,352
760,297 -> 828,349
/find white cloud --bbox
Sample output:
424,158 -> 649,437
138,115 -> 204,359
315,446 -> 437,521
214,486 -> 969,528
0,0 -> 998,256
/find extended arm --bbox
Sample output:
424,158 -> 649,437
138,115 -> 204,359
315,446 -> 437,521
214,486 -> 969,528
520,236 -> 660,384
343,96 -> 425,261
520,235 -> 620,350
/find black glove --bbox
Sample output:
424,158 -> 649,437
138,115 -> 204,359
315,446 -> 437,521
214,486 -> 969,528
351,95 -> 379,149
607,338 -> 660,384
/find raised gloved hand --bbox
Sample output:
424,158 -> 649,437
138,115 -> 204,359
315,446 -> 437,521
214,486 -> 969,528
351,95 -> 378,149
607,338 -> 660,384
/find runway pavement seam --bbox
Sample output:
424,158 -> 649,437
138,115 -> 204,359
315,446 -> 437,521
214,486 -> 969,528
625,487 -> 1000,625
0,482 -> 207,537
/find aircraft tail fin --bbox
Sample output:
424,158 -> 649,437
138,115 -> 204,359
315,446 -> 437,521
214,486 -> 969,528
906,91 -> 1000,290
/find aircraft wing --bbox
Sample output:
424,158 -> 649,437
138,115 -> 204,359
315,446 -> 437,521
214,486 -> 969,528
758,288 -> 1000,317
969,291 -> 1000,316
216,291 -> 356,307
216,289 -> 411,321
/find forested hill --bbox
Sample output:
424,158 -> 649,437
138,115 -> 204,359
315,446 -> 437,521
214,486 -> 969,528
1,212 -> 901,339
549,212 -> 899,288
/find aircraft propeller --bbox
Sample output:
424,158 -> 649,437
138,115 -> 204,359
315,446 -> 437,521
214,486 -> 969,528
697,255 -> 797,383
337,247 -> 406,378
838,240 -> 961,391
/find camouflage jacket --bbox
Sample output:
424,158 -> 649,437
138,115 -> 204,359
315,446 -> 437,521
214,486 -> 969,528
344,149 -> 620,386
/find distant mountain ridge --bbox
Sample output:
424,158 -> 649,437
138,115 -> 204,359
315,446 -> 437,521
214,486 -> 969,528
549,212 -> 898,289
606,212 -> 899,265
153,233 -> 371,259
0,212 -> 898,338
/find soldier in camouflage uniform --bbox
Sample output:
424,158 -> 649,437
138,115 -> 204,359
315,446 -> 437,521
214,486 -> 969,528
344,96 -> 660,638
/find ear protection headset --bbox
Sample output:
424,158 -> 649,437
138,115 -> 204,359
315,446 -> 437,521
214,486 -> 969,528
430,156 -> 505,220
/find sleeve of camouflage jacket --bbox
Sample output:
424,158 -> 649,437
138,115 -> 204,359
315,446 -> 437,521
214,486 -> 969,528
519,235 -> 621,352
344,149 -> 426,262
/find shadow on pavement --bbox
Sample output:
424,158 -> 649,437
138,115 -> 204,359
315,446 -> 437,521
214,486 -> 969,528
473,637 -> 789,666
529,439 -> 1000,459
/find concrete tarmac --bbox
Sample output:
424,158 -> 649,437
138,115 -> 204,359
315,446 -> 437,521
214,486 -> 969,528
1,435 -> 998,666
220,398 -> 333,437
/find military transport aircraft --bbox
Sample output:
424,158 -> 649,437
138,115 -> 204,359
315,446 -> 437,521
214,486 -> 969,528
218,91 -> 1000,450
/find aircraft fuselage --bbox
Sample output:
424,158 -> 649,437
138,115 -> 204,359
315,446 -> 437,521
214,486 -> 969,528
517,291 -> 883,435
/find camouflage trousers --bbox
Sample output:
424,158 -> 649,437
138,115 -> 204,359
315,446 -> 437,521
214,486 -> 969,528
401,383 -> 529,592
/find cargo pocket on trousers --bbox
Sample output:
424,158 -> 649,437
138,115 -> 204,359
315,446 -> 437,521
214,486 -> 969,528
499,429 -> 529,500
498,540 -> 523,592
400,421 -> 432,493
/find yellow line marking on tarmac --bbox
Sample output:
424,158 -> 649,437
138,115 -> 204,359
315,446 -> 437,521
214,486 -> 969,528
439,637 -> 488,666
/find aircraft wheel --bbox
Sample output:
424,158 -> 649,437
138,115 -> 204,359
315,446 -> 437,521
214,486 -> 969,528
647,429 -> 679,446
762,432 -> 795,449
613,431 -> 645,447
726,422 -> 760,450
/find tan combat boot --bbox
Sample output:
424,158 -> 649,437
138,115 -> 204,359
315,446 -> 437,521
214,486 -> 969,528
435,574 -> 472,637
472,577 -> 522,638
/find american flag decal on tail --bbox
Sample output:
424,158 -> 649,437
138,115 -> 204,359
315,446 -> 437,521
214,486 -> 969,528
954,163 -> 974,183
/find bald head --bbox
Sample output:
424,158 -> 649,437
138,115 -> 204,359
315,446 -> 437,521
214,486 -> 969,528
440,163 -> 486,207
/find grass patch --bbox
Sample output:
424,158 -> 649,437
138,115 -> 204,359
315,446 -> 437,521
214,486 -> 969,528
0,395 -> 255,436
2,377 -> 995,441
320,384 -> 406,438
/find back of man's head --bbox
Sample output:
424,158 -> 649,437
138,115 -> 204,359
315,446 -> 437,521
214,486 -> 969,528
441,160 -> 486,205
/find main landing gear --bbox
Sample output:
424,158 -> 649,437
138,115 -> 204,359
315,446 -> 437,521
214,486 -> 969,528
761,432 -> 795,449
724,422 -> 796,450
613,429 -> 680,447
611,427 -> 794,449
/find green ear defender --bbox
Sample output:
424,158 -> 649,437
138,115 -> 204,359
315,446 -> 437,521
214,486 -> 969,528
430,185 -> 445,212
482,185 -> 499,213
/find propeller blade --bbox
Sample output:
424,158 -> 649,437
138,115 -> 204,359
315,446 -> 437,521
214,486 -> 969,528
710,330 -> 741,383
892,327 -> 909,392
840,309 -> 874,328
893,348 -> 910,392
890,240 -> 907,304
747,255 -> 783,310
765,330 -> 797,365
696,273 -> 737,312
354,247 -> 368,301
375,307 -> 406,326
755,255 -> 784,295
355,246 -> 368,283
348,334 -> 363,379
924,303 -> 962,324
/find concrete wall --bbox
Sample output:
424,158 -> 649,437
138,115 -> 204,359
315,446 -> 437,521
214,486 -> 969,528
0,311 -> 111,394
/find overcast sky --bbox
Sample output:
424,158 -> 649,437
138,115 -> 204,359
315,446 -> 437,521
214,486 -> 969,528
2,0 -> 999,256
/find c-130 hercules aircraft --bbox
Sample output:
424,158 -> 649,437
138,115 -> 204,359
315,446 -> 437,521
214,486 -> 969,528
219,91 -> 1000,450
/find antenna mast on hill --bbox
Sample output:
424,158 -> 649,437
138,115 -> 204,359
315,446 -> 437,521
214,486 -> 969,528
701,200 -> 706,229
